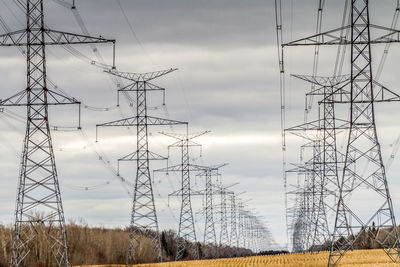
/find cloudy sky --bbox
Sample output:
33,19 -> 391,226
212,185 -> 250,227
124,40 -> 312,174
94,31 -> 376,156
0,0 -> 399,250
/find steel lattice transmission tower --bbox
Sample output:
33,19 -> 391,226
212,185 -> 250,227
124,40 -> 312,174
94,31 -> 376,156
218,186 -> 230,247
236,199 -> 249,250
97,69 -> 186,263
286,138 -> 324,251
213,181 -> 236,247
202,169 -> 217,246
286,75 -> 350,251
194,170 -> 216,246
192,165 -> 226,249
229,193 -> 238,248
284,0 -> 400,265
154,130 -> 209,261
0,1 -> 115,265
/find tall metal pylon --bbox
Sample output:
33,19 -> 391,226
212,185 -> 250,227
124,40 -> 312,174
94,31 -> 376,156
284,0 -> 400,265
154,130 -> 209,261
229,194 -> 238,248
213,181 -> 236,247
286,75 -> 350,251
192,165 -> 226,248
218,186 -> 230,247
286,137 -> 326,251
97,69 -> 186,263
236,199 -> 250,249
0,1 -> 115,265
202,169 -> 217,246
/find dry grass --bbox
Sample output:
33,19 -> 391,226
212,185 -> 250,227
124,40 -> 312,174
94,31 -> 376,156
75,249 -> 400,267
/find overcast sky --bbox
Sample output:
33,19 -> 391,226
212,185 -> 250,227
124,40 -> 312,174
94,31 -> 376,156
0,0 -> 399,250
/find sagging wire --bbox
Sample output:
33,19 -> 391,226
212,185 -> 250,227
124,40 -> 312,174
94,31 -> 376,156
0,108 -> 122,193
279,0 -> 327,251
274,0 -> 289,249
305,0 -> 325,119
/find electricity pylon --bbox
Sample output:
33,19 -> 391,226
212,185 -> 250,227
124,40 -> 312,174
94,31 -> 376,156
284,1 -> 400,265
229,194 -> 238,248
213,181 -> 237,247
154,130 -> 209,261
286,137 -> 327,251
286,74 -> 350,251
236,199 -> 251,250
0,1 -> 114,265
202,169 -> 217,246
97,69 -> 186,263
192,164 -> 227,247
218,187 -> 230,247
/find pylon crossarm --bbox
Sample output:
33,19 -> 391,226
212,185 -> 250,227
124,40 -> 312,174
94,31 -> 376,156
0,28 -> 114,46
118,82 -> 165,92
370,24 -> 400,43
97,116 -> 138,127
118,151 -> 167,161
160,130 -> 210,141
283,25 -> 350,47
292,74 -> 350,87
372,81 -> 400,102
286,119 -> 322,132
154,163 -> 208,173
43,29 -> 115,45
322,80 -> 400,103
148,116 -> 187,126
283,24 -> 400,47
168,140 -> 201,149
286,118 -> 350,133
105,68 -> 178,82
0,29 -> 27,46
0,88 -> 80,106
307,85 -> 349,97
97,116 -> 186,127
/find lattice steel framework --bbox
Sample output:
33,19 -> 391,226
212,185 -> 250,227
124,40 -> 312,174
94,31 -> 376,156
237,201 -> 246,248
287,75 -> 350,251
284,0 -> 400,265
213,182 -> 235,248
329,2 -> 400,265
199,169 -> 217,246
191,165 -> 226,249
229,194 -> 238,248
154,131 -> 209,261
219,187 -> 229,246
286,140 -> 324,251
97,69 -> 186,263
0,1 -> 115,266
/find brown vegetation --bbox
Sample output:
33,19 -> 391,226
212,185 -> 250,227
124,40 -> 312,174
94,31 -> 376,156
0,221 -> 251,266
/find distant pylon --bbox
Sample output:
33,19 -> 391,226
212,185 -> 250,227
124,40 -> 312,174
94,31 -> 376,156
199,169 -> 217,246
219,187 -> 229,247
214,181 -> 236,247
0,0 -> 115,265
291,74 -> 350,251
97,69 -> 187,263
286,138 -> 326,251
229,194 -> 238,248
192,165 -> 227,248
155,130 -> 209,260
237,199 -> 250,249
